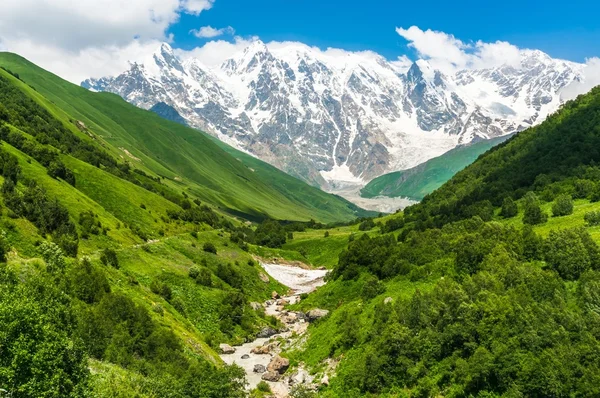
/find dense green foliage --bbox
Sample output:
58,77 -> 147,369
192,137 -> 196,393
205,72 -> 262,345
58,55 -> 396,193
288,88 -> 600,397
404,87 -> 600,229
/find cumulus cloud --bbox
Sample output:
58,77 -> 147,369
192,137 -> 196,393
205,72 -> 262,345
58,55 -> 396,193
0,0 -> 214,82
189,25 -> 235,39
390,55 -> 413,73
181,0 -> 215,15
176,36 -> 256,67
396,26 -> 522,72
561,57 -> 600,100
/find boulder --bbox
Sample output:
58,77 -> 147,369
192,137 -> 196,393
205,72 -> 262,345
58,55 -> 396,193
267,355 -> 290,374
288,369 -> 309,385
281,313 -> 298,324
261,371 -> 280,382
321,375 -> 330,386
306,309 -> 329,322
276,298 -> 289,306
241,354 -> 250,359
253,364 -> 267,373
384,297 -> 394,304
271,291 -> 280,299
256,326 -> 277,338
251,345 -> 271,355
219,343 -> 235,354
249,302 -> 262,311
259,273 -> 270,283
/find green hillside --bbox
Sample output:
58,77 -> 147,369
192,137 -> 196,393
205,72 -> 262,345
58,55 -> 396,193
0,52 -> 370,224
0,59 -> 310,397
361,134 -> 512,200
264,88 -> 600,397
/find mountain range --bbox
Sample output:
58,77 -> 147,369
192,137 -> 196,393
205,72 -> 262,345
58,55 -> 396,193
82,41 -> 584,189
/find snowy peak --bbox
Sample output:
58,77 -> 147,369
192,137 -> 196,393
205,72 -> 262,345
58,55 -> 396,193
82,42 -> 584,189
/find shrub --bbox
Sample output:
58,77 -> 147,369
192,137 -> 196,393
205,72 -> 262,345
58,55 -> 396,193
500,197 -> 518,218
381,216 -> 405,233
584,211 -> 600,226
523,193 -> 547,225
358,219 -> 375,231
361,275 -> 386,300
188,266 -> 200,279
195,267 -> 212,287
256,381 -> 271,393
324,231 -> 330,238
552,194 -> 574,217
0,231 -> 10,262
150,280 -> 172,301
171,297 -> 187,317
544,228 -> 599,280
100,248 -> 119,268
203,242 -> 217,254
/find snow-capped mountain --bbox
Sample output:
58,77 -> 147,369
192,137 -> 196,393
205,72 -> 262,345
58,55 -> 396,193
82,41 -> 584,189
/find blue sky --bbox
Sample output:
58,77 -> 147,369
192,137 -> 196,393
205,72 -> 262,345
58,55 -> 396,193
169,0 -> 600,62
1,0 -> 598,83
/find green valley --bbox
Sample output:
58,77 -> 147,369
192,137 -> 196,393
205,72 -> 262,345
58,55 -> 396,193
361,134 -> 513,201
2,51 -> 600,398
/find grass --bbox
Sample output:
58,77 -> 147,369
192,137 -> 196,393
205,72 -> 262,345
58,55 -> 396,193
499,198 -> 600,242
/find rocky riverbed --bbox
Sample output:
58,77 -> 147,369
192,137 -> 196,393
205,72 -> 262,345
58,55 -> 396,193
219,262 -> 330,397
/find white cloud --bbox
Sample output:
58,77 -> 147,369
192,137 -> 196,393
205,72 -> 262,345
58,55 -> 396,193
396,26 -> 522,72
390,55 -> 413,73
190,25 -> 235,39
181,0 -> 214,15
176,36 -> 256,67
0,0 -> 213,82
561,57 -> 600,100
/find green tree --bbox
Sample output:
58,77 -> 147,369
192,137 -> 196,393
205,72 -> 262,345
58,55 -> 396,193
544,228 -> 594,280
552,194 -> 574,217
523,196 -> 548,225
500,197 -> 518,218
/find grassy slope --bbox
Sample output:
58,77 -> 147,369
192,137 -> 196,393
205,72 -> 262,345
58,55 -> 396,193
0,52 -> 368,223
0,65 -> 292,394
361,134 -> 512,200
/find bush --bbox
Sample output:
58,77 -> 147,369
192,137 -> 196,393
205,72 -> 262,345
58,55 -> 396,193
584,211 -> 600,226
500,197 -> 518,218
253,220 -> 287,248
361,275 -> 386,300
358,219 -> 375,231
523,193 -> 547,225
196,267 -> 212,287
381,216 -> 405,233
150,280 -> 172,301
203,242 -> 217,254
100,248 -> 119,268
552,194 -> 574,217
324,231 -> 330,238
0,231 -> 10,262
544,228 -> 599,280
188,266 -> 200,279
256,381 -> 271,393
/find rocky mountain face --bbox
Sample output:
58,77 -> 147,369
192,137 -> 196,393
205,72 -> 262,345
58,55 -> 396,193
82,42 -> 583,189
